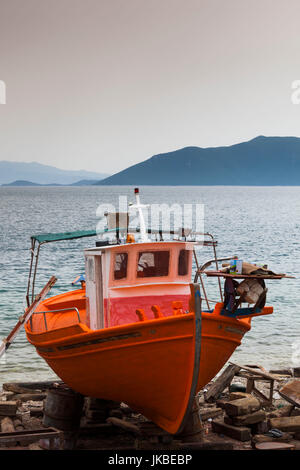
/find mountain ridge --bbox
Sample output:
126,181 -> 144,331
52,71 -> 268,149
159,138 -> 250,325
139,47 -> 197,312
1,179 -> 99,187
0,160 -> 109,185
95,136 -> 300,186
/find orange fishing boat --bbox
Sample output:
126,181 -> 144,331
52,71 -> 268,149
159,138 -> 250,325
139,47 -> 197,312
24,189 -> 286,434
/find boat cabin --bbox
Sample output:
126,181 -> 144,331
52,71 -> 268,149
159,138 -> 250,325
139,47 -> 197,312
84,241 -> 194,330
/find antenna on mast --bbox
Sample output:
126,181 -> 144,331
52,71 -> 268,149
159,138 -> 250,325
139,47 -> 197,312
129,188 -> 149,242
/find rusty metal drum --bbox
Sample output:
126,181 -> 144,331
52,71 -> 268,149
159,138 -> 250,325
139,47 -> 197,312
43,384 -> 84,432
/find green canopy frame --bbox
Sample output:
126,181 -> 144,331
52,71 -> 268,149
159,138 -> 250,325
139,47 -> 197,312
26,229 -> 98,307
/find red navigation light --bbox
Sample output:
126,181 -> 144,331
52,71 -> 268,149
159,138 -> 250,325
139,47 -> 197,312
134,188 -> 139,194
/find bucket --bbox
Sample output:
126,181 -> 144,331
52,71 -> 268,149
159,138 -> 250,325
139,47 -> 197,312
43,385 -> 84,432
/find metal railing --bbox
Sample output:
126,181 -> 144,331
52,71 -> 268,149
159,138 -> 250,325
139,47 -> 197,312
30,307 -> 81,332
193,254 -> 238,310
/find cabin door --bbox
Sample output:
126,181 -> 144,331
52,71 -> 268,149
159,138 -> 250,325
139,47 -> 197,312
85,254 -> 104,330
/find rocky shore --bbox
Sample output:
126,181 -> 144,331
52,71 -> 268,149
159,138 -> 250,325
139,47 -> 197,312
0,363 -> 300,451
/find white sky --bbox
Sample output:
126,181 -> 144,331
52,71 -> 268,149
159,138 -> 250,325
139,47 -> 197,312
0,0 -> 300,174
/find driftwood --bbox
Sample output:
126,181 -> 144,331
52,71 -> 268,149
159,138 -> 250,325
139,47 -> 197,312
205,364 -> 241,402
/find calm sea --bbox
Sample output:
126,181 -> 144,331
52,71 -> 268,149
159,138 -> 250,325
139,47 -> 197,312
0,186 -> 299,383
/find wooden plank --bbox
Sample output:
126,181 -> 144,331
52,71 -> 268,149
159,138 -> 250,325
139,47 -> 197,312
181,440 -> 234,450
10,393 -> 46,402
205,364 -> 241,402
224,396 -> 261,417
216,398 -> 231,409
269,369 -> 292,376
0,427 -> 61,445
229,392 -> 253,401
255,442 -> 295,450
211,418 -> 251,442
253,433 -> 294,444
225,410 -> 266,426
251,420 -> 269,434
238,371 -> 273,381
229,362 -> 278,381
269,416 -> 300,432
199,407 -> 223,421
0,401 -> 18,417
204,271 -> 293,279
3,380 -> 62,393
268,405 -> 295,419
0,276 -> 57,358
251,386 -> 272,404
106,417 -> 142,436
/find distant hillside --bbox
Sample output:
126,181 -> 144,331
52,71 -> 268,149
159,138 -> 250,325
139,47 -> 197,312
71,179 -> 99,186
96,136 -> 300,185
2,179 -> 100,187
2,180 -> 42,187
0,161 -> 109,185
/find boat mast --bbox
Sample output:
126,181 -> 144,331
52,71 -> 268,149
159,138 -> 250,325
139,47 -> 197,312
130,188 -> 149,243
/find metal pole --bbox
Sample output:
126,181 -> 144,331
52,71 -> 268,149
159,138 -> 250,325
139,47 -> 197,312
212,239 -> 223,303
26,238 -> 36,307
31,243 -> 41,303
193,248 -> 210,309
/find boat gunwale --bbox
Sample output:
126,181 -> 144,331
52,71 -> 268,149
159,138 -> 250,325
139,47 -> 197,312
25,312 -> 195,344
25,309 -> 251,352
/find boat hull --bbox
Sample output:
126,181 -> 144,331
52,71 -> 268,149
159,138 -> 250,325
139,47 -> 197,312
25,305 -> 251,434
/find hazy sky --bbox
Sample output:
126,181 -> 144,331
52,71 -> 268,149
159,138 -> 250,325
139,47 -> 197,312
1,0 -> 300,174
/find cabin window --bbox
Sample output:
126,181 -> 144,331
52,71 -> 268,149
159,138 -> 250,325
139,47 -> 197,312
114,253 -> 128,280
137,251 -> 169,278
178,249 -> 189,276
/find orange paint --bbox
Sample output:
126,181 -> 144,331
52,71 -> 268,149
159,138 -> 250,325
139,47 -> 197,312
25,285 -> 272,434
